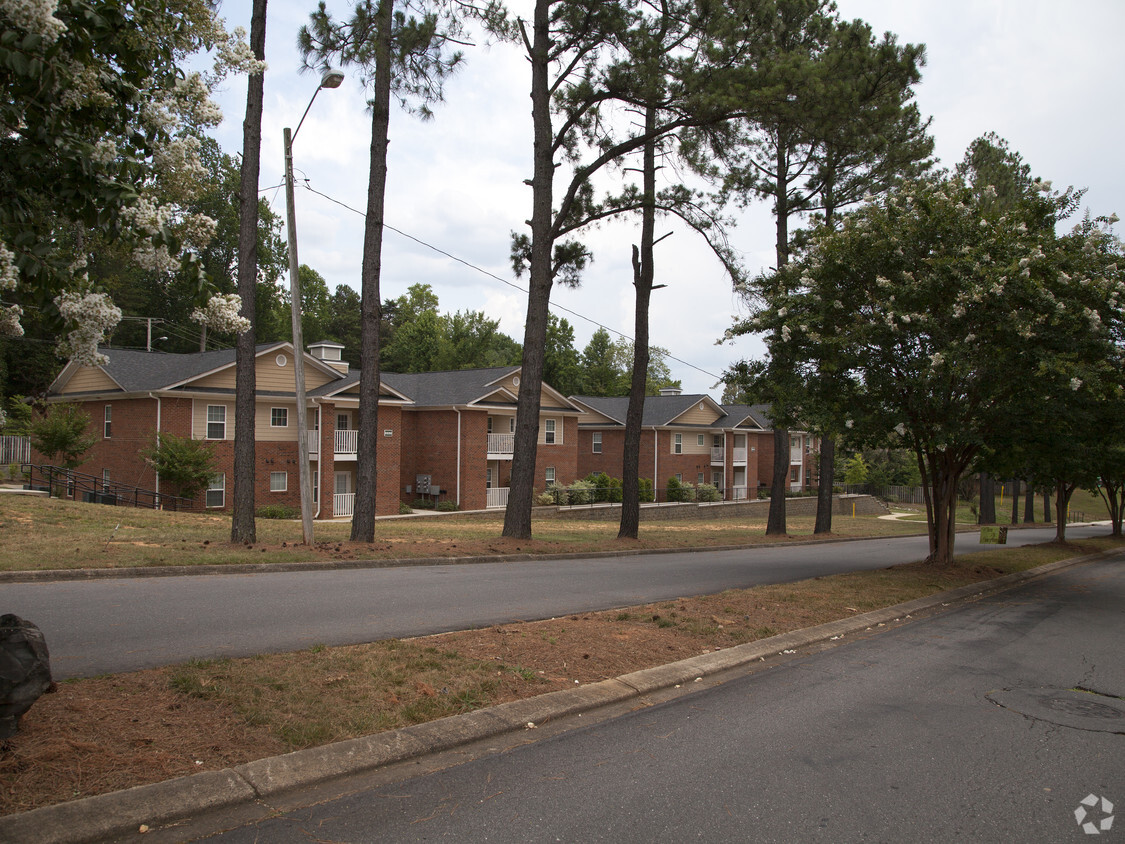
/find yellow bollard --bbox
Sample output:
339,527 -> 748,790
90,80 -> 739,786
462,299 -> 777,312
852,502 -> 856,519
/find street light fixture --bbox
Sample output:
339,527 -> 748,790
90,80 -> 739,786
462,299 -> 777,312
284,68 -> 344,545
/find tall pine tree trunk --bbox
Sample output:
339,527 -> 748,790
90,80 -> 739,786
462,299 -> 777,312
351,0 -> 392,542
1010,478 -> 1020,524
619,106 -> 657,541
231,0 -> 267,545
1043,487 -> 1051,523
1023,479 -> 1035,522
766,134 -> 791,537
503,0 -> 553,540
814,435 -> 834,534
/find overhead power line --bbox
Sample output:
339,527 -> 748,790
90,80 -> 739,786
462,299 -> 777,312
277,181 -> 725,385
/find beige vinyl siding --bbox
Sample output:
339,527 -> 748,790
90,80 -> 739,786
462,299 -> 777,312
575,407 -> 618,425
193,400 -> 235,440
538,416 -> 563,445
191,368 -> 237,390
673,402 -> 721,426
499,372 -> 558,408
60,366 -> 119,394
671,429 -> 710,455
255,401 -> 298,442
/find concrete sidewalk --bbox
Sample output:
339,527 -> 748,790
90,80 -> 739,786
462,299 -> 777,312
1,549 -> 1114,844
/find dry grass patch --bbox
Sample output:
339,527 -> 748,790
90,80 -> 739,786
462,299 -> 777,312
4,536 -> 1117,816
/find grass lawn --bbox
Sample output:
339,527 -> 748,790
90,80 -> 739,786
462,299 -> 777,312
0,495 -> 926,572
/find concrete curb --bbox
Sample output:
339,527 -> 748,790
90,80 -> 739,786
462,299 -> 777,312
0,550 -> 1112,843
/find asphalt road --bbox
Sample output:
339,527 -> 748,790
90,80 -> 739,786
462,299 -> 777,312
2,524 -> 1106,679
200,553 -> 1125,843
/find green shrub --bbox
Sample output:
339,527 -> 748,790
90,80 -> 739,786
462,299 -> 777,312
141,432 -> 217,500
399,501 -> 413,514
413,498 -> 436,509
435,500 -> 458,512
535,491 -> 557,506
696,482 -> 720,502
666,476 -> 694,503
568,479 -> 595,505
256,504 -> 299,519
638,477 -> 655,503
544,484 -> 568,505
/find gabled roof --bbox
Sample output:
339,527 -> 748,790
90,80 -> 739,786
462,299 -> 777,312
720,404 -> 773,430
571,395 -> 780,430
570,394 -> 720,427
51,346 -> 239,394
49,343 -> 348,396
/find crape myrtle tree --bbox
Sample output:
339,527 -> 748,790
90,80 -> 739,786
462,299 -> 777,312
0,0 -> 259,366
696,0 -> 931,535
994,211 -> 1125,543
300,0 -> 471,542
745,147 -> 1120,567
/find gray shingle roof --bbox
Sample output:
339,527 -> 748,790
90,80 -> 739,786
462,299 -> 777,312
93,346 -> 242,392
570,394 -> 720,427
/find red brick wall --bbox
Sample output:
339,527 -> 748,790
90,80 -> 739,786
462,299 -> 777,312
399,409 -> 466,508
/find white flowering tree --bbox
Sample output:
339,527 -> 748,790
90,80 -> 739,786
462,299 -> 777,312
741,158 -> 1123,566
0,0 -> 260,367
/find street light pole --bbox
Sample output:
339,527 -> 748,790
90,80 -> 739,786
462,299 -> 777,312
284,69 -> 344,546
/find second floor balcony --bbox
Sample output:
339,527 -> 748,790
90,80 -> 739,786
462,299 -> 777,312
487,432 -> 515,458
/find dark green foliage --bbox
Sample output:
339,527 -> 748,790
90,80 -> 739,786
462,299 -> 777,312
140,432 -> 217,500
638,477 -> 655,504
256,504 -> 300,520
435,500 -> 458,512
30,404 -> 96,469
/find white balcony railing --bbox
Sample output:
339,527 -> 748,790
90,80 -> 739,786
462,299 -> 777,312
732,447 -> 747,464
790,446 -> 803,463
335,428 -> 358,455
307,429 -> 320,458
334,492 -> 355,517
731,486 -> 749,500
710,447 -> 724,465
486,487 -> 509,509
487,433 -> 515,455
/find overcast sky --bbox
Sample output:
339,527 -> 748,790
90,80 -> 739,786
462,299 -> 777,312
205,0 -> 1125,396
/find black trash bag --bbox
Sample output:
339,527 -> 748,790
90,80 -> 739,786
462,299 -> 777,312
0,614 -> 56,739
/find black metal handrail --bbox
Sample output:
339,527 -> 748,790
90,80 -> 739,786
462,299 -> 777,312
20,464 -> 196,511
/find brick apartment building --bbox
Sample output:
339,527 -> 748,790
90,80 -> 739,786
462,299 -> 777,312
43,341 -> 584,517
569,391 -> 818,499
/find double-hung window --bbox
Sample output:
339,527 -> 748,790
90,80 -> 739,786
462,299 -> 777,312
206,405 -> 226,440
206,474 -> 225,508
673,433 -> 683,454
592,432 -> 602,453
544,419 -> 556,444
103,405 -> 112,438
270,471 -> 287,492
270,407 -> 288,428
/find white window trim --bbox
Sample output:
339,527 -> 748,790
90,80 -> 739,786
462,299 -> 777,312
697,434 -> 705,447
206,474 -> 225,508
270,471 -> 287,492
673,433 -> 682,454
103,404 -> 112,438
545,466 -> 556,485
270,407 -> 288,428
544,418 -> 557,445
592,431 -> 602,453
206,405 -> 227,440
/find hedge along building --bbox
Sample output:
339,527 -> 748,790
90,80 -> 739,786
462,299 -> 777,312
569,390 -> 819,500
43,342 -> 584,516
